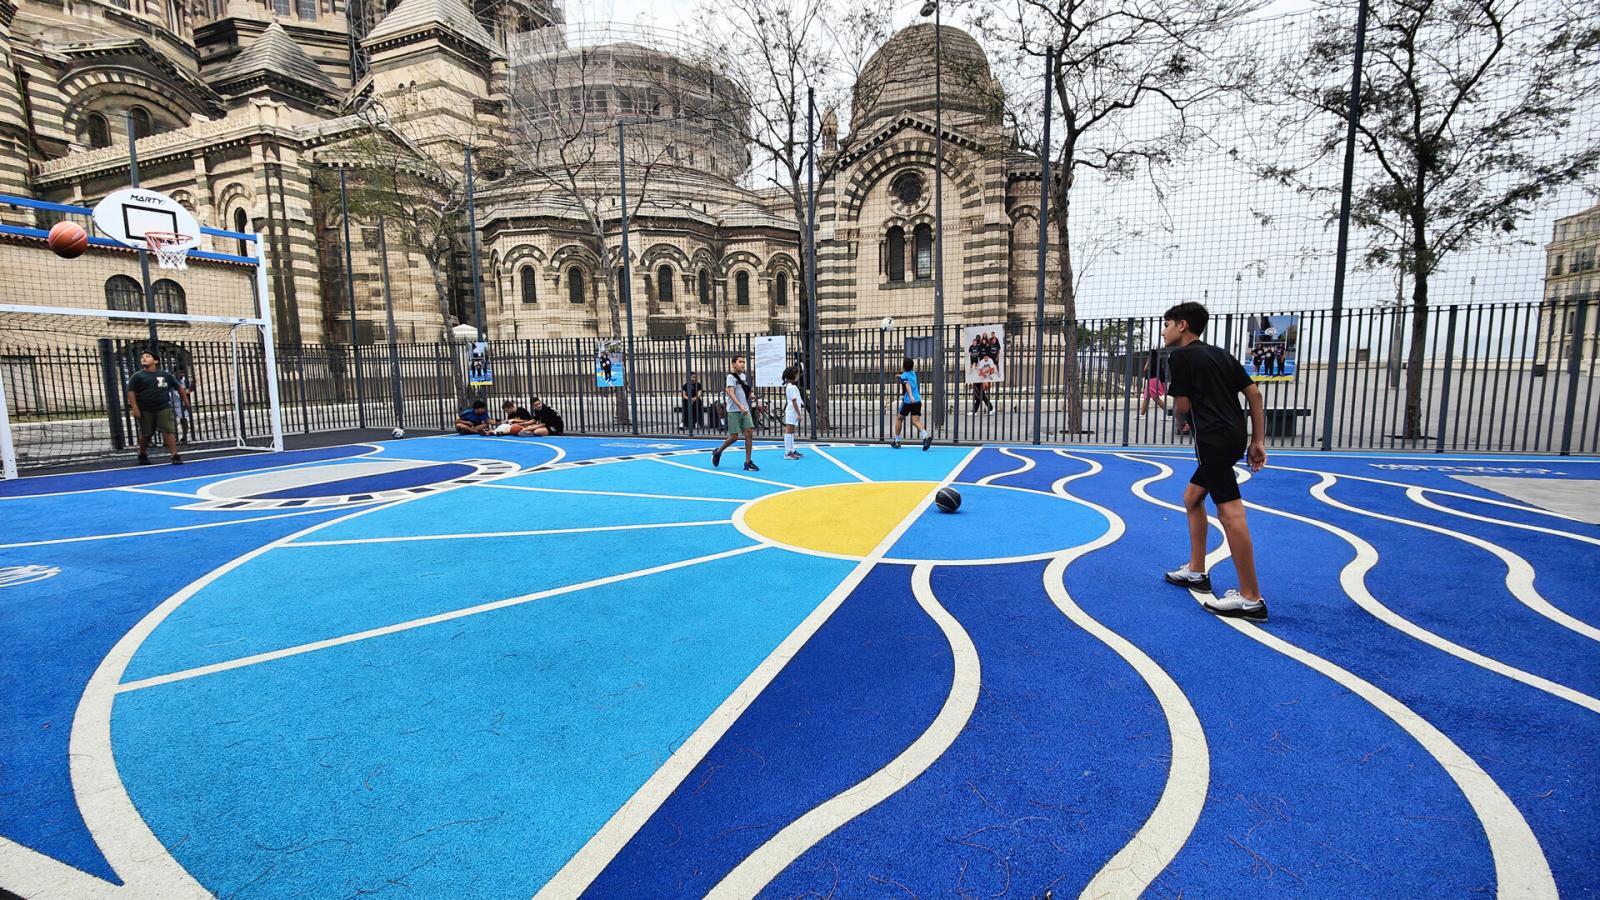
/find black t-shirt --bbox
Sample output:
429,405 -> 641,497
1167,341 -> 1253,460
127,369 -> 177,411
506,407 -> 532,421
683,380 -> 702,399
532,405 -> 563,431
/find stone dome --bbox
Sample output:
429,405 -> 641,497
852,23 -> 1000,131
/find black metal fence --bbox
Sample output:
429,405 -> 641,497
3,298 -> 1596,470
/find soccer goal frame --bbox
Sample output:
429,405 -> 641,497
0,194 -> 285,479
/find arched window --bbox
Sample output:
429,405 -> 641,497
886,226 -> 906,282
657,265 -> 674,303
85,113 -> 111,149
567,268 -> 586,305
152,279 -> 186,315
698,269 -> 711,304
520,266 -> 538,304
105,275 -> 143,312
233,208 -> 250,256
775,271 -> 788,306
913,223 -> 933,280
735,270 -> 750,306
129,106 -> 153,139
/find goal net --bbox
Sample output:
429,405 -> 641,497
0,196 -> 283,476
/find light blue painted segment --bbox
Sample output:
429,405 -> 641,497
496,458 -> 780,500
112,549 -> 858,898
887,484 -> 1109,561
820,445 -> 972,485
123,523 -> 755,681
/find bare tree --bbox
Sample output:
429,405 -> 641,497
1265,0 -> 1600,439
973,0 -> 1262,432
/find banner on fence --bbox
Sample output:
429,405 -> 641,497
1245,315 -> 1298,382
594,341 -> 626,388
753,335 -> 786,387
962,324 -> 1006,384
468,341 -> 493,388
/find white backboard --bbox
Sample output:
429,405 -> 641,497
91,187 -> 201,250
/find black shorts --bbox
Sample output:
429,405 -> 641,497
1190,458 -> 1242,504
898,401 -> 923,417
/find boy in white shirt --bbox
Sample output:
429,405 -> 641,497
782,366 -> 804,460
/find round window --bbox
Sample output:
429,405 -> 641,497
891,171 -> 925,206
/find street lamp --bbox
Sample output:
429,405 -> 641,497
920,0 -> 945,429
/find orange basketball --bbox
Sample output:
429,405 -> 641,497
47,221 -> 89,259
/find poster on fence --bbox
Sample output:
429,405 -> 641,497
595,341 -> 625,388
753,335 -> 786,387
1245,315 -> 1298,383
961,324 -> 1006,384
467,341 -> 494,388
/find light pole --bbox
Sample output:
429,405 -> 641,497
920,0 -> 945,429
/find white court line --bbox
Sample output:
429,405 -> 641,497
1121,458 -> 1559,898
975,447 -> 1037,485
706,563 -> 980,898
1066,446 -> 1600,465
0,505 -> 357,549
647,455 -> 799,489
0,444 -> 385,500
1046,454 -> 1209,897
1120,456 -> 1600,714
1406,487 -> 1600,548
476,482 -> 747,504
287,519 -> 729,547
1304,475 -> 1600,643
809,445 -> 870,482
1271,464 -> 1592,525
536,445 -> 984,897
118,544 -> 766,693
116,485 -> 207,500
0,835 -> 120,900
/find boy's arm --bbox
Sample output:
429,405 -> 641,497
1243,384 -> 1267,470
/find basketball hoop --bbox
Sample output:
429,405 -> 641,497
144,231 -> 192,270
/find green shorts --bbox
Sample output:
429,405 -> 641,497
138,406 -> 178,437
727,410 -> 755,434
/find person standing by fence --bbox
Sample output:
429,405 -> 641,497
681,371 -> 703,430
126,350 -> 188,465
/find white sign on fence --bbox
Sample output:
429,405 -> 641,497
754,335 -> 787,387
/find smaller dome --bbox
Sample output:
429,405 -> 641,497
852,24 -> 999,130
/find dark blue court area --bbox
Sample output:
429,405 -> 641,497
1,435 -> 1596,898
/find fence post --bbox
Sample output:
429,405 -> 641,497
1560,293 -> 1590,456
574,338 -> 587,435
684,335 -> 694,435
1121,318 -> 1136,446
97,338 -> 126,451
0,357 -> 16,479
1435,305 -> 1458,453
951,324 -> 961,444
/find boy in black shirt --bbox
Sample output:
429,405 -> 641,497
126,351 -> 189,464
1160,302 -> 1270,621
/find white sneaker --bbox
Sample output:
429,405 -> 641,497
1163,565 -> 1212,593
784,451 -> 802,460
1203,590 -> 1268,622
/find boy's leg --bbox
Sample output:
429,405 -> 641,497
1215,500 -> 1261,600
743,428 -> 755,463
1183,482 -> 1210,573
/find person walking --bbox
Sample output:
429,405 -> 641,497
781,366 -> 804,460
126,350 -> 188,464
712,355 -> 759,471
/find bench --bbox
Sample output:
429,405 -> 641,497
1264,406 -> 1311,438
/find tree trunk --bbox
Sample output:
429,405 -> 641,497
1053,184 -> 1084,434
1401,222 -> 1430,439
426,256 -> 468,403
604,275 -> 631,427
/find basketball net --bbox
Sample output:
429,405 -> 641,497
144,231 -> 192,270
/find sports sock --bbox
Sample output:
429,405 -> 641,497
784,433 -> 795,453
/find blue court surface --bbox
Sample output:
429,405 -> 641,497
2,435 -> 1597,898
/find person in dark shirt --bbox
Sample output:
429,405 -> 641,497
681,372 -> 703,430
456,398 -> 491,435
1160,301 -> 1269,622
1139,347 -> 1166,416
519,396 -> 564,436
126,350 -> 189,464
494,400 -> 533,435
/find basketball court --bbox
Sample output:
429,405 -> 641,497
2,434 -> 1597,898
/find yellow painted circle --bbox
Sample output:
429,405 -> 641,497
741,481 -> 939,558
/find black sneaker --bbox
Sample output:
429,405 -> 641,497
1203,590 -> 1268,622
1163,565 -> 1212,593
921,434 -> 932,451
170,454 -> 183,465
137,453 -> 150,465
712,448 -> 722,468
744,461 -> 760,472
890,439 -> 901,449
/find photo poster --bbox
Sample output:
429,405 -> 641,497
1245,314 -> 1299,383
467,340 -> 494,388
594,342 -> 626,388
961,323 -> 1006,384
753,334 -> 787,388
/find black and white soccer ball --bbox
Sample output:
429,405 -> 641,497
391,427 -> 405,439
